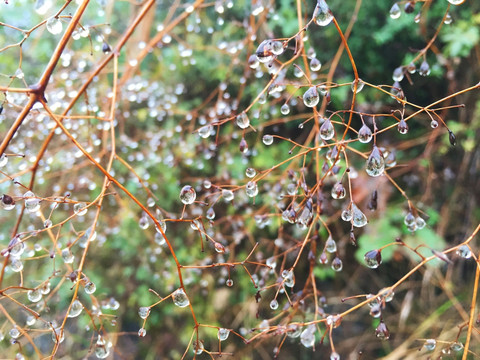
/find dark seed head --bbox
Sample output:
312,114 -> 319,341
448,130 -> 456,146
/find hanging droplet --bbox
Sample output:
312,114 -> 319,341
424,339 -> 436,351
444,13 -> 453,24
397,119 -> 408,134
44,219 -> 52,228
24,191 -> 40,213
358,124 -> 373,143
9,238 -> 25,257
85,281 -> 96,294
9,326 -> 20,339
456,244 -> 472,259
303,86 -> 319,107
447,0 -> 464,5
415,216 -> 426,229
52,328 -> 64,344
331,183 -> 346,199
217,328 -> 230,341
15,68 -> 25,79
74,202 -> 88,215
0,154 -> 8,167
325,236 -> 337,253
319,251 -> 328,264
46,16 -> 63,34
430,119 -> 439,128
448,130 -> 456,146
404,212 -> 416,226
246,167 -> 256,178
365,146 -> 385,177
331,257 -> 343,271
251,0 -> 264,15
389,3 -> 401,19
245,181 -> 259,197
138,328 -> 146,337
172,288 -> 190,307
226,278 -> 233,287
11,258 -> 23,272
222,189 -> 234,201
139,215 -> 149,230
198,124 -> 212,138
319,119 -> 335,140
392,66 -> 404,82
27,289 -> 42,303
280,103 -> 290,115
271,41 -> 284,55
239,137 -> 248,153
352,203 -> 368,227
68,299 -> 83,318
419,60 -> 431,76
179,185 -> 196,205
236,112 -> 250,129
262,134 -> 274,145
341,208 -> 352,221
138,307 -> 151,319
248,54 -> 260,69
375,321 -> 390,340
364,249 -> 382,268
102,42 -> 112,54
313,0 -> 333,26
310,57 -> 322,71
255,40 -> 274,63
450,342 -> 463,351
269,299 -> 279,310
61,248 -> 74,264
351,79 -> 365,93
300,324 -> 316,348
0,194 -> 15,211
95,335 -> 110,359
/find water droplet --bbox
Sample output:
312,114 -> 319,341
397,119 -> 408,134
419,60 -> 430,76
341,208 -> 353,221
331,183 -> 346,199
319,119 -> 335,140
102,42 -> 111,54
280,103 -> 290,115
179,185 -> 196,205
68,299 -> 83,318
40,282 -> 50,295
424,339 -> 436,350
303,86 -> 320,107
95,335 -> 110,358
218,328 -> 230,341
255,40 -> 274,63
52,328 -> 64,343
330,352 -> 340,360
74,202 -> 88,216
331,257 -> 343,271
172,288 -> 189,307
248,54 -> 260,69
351,203 -> 368,227
262,134 -> 274,145
236,112 -> 250,129
246,167 -> 256,178
351,79 -> 365,93
44,219 -> 52,228
364,249 -> 382,268
198,124 -> 213,139
282,269 -> 295,287
0,154 -> 8,167
365,146 -> 385,177
62,248 -> 74,264
27,289 -> 42,302
245,181 -> 259,197
389,3 -> 401,19
313,0 -> 333,26
85,281 -> 96,294
430,119 -> 439,128
447,0 -> 464,5
392,66 -> 404,82
9,326 -> 20,339
358,124 -> 373,143
310,57 -> 322,71
252,0 -> 264,15
46,17 -> 63,34
138,307 -> 150,319
456,245 -> 472,259
15,68 -> 24,79
319,251 -> 328,264
226,278 -> 233,287
24,191 -> 40,213
404,1 -> 415,13
404,212 -> 415,226
10,258 -> 23,272
300,324 -> 315,348
138,328 -> 146,337
375,321 -> 390,340
1,194 -> 15,211
325,236 -> 337,253
271,41 -> 284,55
415,216 -> 426,229
448,130 -> 456,146
450,342 -> 463,351
444,13 -> 453,24
270,299 -> 279,310
222,189 -> 234,201
139,215 -> 149,229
